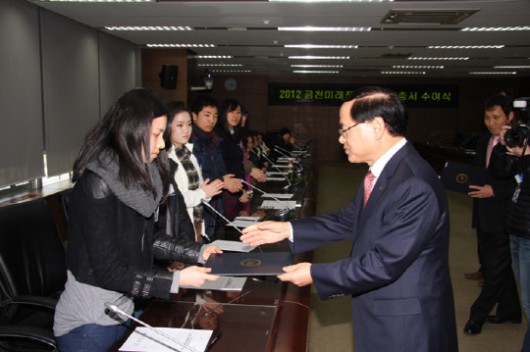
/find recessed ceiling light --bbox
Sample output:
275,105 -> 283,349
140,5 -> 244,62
291,64 -> 343,68
393,65 -> 444,69
293,70 -> 340,74
278,26 -> 371,32
41,0 -> 154,2
198,63 -> 243,67
408,57 -> 469,61
106,26 -> 192,31
210,69 -> 252,73
461,26 -> 530,32
285,44 -> 358,49
193,55 -> 233,59
289,56 -> 350,60
469,71 -> 517,75
147,44 -> 215,48
271,0 -> 392,2
493,65 -> 530,69
428,45 -> 504,49
381,71 -> 426,75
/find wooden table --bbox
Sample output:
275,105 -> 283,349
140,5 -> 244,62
115,158 -> 316,352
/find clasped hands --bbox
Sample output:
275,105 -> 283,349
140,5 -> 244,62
241,221 -> 313,287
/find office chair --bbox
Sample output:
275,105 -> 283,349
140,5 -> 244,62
0,198 -> 67,352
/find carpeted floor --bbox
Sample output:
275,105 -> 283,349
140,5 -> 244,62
306,161 -> 526,352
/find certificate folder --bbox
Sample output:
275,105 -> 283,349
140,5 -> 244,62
205,252 -> 293,276
441,161 -> 488,193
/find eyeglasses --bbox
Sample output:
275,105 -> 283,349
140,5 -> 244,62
338,121 -> 361,136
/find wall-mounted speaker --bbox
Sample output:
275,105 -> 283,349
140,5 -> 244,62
159,64 -> 178,89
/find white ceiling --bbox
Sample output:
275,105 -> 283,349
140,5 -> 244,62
27,0 -> 530,78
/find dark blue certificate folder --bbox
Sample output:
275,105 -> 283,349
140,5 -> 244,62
205,252 -> 293,276
441,161 -> 488,193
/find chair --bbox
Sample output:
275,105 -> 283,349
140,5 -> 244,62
0,199 -> 67,352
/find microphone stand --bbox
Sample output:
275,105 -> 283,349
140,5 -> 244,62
240,179 -> 291,221
261,153 -> 292,192
105,302 -> 200,352
200,199 -> 262,252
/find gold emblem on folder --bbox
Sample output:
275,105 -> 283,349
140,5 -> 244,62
456,173 -> 469,184
240,259 -> 262,267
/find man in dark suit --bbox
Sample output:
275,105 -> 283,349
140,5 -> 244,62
464,94 -> 521,335
241,87 -> 457,351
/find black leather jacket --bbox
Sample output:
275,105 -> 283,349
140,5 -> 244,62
67,171 -> 201,300
489,144 -> 530,239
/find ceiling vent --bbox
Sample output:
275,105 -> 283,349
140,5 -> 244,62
381,9 -> 479,25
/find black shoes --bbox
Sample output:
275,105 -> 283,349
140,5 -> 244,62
487,315 -> 522,324
464,321 -> 483,335
465,315 -> 522,336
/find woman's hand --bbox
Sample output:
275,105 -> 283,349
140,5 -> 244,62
202,245 -> 222,261
250,168 -> 267,183
239,190 -> 250,203
201,178 -> 224,198
179,266 -> 219,287
223,174 -> 243,193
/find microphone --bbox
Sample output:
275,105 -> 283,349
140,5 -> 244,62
273,146 -> 294,158
261,153 -> 292,192
200,199 -> 243,235
272,148 -> 304,176
200,199 -> 262,251
240,179 -> 291,220
104,302 -> 200,352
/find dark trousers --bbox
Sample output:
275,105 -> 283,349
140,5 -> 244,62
469,229 -> 521,323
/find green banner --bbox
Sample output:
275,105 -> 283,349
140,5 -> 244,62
268,83 -> 458,108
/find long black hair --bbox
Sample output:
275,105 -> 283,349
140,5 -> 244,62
73,88 -> 170,198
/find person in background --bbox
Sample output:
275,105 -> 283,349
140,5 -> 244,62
216,99 -> 267,220
489,103 -> 530,352
165,101 -> 224,242
190,95 -> 242,239
53,88 -> 219,351
464,93 -> 521,335
241,86 -> 458,352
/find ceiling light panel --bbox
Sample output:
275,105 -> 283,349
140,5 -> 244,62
428,45 -> 504,49
293,70 -> 340,74
291,64 -> 343,68
278,26 -> 371,32
106,26 -> 192,31
40,0 -> 154,2
147,44 -> 215,48
289,56 -> 350,60
393,65 -> 444,69
461,26 -> 530,32
408,57 -> 469,61
469,71 -> 517,75
285,44 -> 358,49
381,71 -> 426,75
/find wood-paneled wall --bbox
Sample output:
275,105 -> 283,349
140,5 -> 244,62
140,49 -> 530,161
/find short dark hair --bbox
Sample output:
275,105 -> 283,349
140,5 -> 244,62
73,88 -> 170,198
218,98 -> 243,141
346,86 -> 407,137
484,93 -> 514,117
190,95 -> 218,114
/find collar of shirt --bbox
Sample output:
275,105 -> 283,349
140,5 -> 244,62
369,138 -> 407,179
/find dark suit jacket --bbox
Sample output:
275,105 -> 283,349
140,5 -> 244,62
291,142 -> 458,352
472,133 -> 516,232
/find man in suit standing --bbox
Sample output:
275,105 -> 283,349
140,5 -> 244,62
241,87 -> 458,351
464,94 -> 521,335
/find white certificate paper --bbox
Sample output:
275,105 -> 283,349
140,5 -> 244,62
119,327 -> 212,352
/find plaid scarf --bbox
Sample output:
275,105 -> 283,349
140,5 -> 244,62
175,145 -> 203,226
